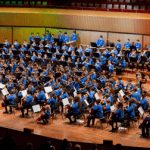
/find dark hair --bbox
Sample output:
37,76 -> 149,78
100,35 -> 103,38
74,96 -> 82,107
64,32 -> 67,34
117,39 -> 120,42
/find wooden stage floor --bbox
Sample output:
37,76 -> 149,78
0,73 -> 150,149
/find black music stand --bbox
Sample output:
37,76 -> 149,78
90,42 -> 97,47
64,55 -> 71,61
67,52 -> 71,55
44,47 -> 50,51
68,62 -> 76,69
53,38 -> 59,43
53,60 -> 60,67
55,73 -> 61,78
129,57 -> 137,72
141,56 -> 147,72
93,53 -> 99,58
59,49 -> 63,54
89,65 -> 96,70
4,55 -> 10,60
25,57 -> 32,62
59,61 -> 68,66
14,55 -> 19,60
85,52 -> 90,57
78,64 -> 84,69
101,65 -> 109,72
34,38 -> 41,42
35,58 -> 43,64
75,52 -> 79,56
51,48 -> 56,53
56,55 -> 61,60
12,50 -> 20,55
44,59 -> 51,64
24,51 -> 31,56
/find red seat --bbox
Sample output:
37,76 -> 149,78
128,10 -> 136,13
109,9 -> 122,12
96,8 -> 102,11
137,10 -> 143,13
101,8 -> 107,11
66,6 -> 82,10
143,10 -> 149,13
83,7 -> 95,11
123,9 -> 129,12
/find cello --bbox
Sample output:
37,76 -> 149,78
139,116 -> 148,129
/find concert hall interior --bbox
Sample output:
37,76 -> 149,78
1,1 -> 150,150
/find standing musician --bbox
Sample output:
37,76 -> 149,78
66,96 -> 81,123
109,102 -> 124,132
125,39 -> 132,49
72,31 -> 78,42
57,31 -> 63,48
134,39 -> 141,50
21,90 -> 34,117
84,99 -> 103,127
3,38 -> 10,49
116,39 -> 122,52
136,50 -> 146,71
3,90 -> 16,114
97,35 -> 105,47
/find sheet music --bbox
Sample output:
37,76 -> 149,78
119,90 -> 125,97
0,83 -> 5,88
45,93 -> 49,99
83,99 -> 89,107
76,119 -> 84,123
73,87 -> 77,97
62,98 -> 69,106
21,90 -> 27,97
117,98 -> 120,102
32,104 -> 41,113
94,93 -> 99,100
110,105 -> 115,111
44,86 -> 52,93
2,88 -> 9,96
138,106 -> 144,115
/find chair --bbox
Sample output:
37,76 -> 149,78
128,117 -> 138,129
53,102 -> 61,120
95,116 -> 106,129
9,98 -> 18,116
137,10 -> 143,13
76,107 -> 86,121
83,7 -> 95,11
123,9 -> 129,12
143,10 -> 149,13
128,10 -> 136,13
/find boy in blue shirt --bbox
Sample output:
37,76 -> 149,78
29,33 -> 34,44
125,39 -> 132,49
134,39 -> 141,50
97,35 -> 105,47
13,40 -> 19,49
3,38 -> 9,49
72,31 -> 77,42
63,32 -> 70,43
116,39 -> 122,51
50,34 -> 55,44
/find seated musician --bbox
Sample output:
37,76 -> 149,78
110,47 -> 118,56
62,50 -> 68,56
32,40 -> 37,47
41,105 -> 51,124
79,73 -> 87,86
21,90 -> 34,117
84,45 -> 92,53
101,54 -> 106,65
118,77 -> 124,90
108,53 -> 118,66
47,93 -> 57,113
53,42 -> 60,50
83,57 -> 91,70
23,40 -> 28,49
80,91 -> 88,108
10,45 -> 16,51
125,39 -> 132,49
20,44 -> 26,51
97,35 -> 105,47
90,69 -> 96,80
39,41 -> 44,48
38,47 -> 45,54
62,44 -> 69,52
116,56 -> 126,75
97,72 -> 106,89
19,50 -> 25,58
134,39 -> 141,50
136,50 -> 146,71
88,87 -> 95,103
125,79 -> 135,90
139,93 -> 148,110
2,45 -> 8,54
84,99 -> 103,127
66,96 -> 81,123
45,41 -> 52,50
44,76 -> 55,86
96,48 -> 101,59
68,44 -> 74,53
116,39 -> 122,51
41,34 -> 45,42
81,52 -> 86,62
141,110 -> 150,137
129,87 -> 141,102
13,39 -> 19,49
35,32 -> 40,38
103,48 -> 109,58
109,102 -> 124,132
103,99 -> 111,116
76,45 -> 84,55
95,59 -> 102,72
3,38 -> 10,49
107,60 -> 114,73
35,86 -> 46,105
117,50 -> 124,57
63,32 -> 70,43
3,90 -> 16,114
6,79 -> 14,92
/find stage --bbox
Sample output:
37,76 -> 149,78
0,72 -> 150,149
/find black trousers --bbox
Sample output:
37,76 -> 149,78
4,101 -> 12,112
109,118 -> 123,129
21,105 -> 31,117
87,115 -> 97,126
66,112 -> 77,122
116,66 -> 123,75
146,62 -> 150,71
142,122 -> 150,137
137,61 -> 145,70
41,115 -> 49,124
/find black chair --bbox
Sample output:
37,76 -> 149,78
9,98 -> 18,116
95,116 -> 106,129
53,102 -> 60,120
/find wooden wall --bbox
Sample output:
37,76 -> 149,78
143,35 -> 150,49
76,30 -> 107,46
0,27 -> 12,44
0,8 -> 150,35
109,33 -> 142,49
13,27 -> 45,44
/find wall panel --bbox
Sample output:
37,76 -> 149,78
0,27 -> 12,44
143,35 -> 150,50
76,30 -> 107,46
109,33 -> 142,49
13,27 -> 45,44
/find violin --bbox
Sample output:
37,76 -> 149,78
103,106 -> 106,110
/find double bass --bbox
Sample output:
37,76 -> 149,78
139,116 -> 148,129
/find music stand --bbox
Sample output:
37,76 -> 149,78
53,60 -> 60,66
34,46 -> 39,51
35,58 -> 43,64
67,52 -> 71,55
91,42 -> 97,47
25,57 -> 32,62
34,38 -> 41,42
14,55 -> 19,60
78,64 -> 84,69
129,57 -> 137,72
64,55 -> 71,61
59,49 -> 63,54
93,53 -> 99,58
68,62 -> 76,69
53,38 -> 59,43
4,55 -> 10,60
24,51 -> 31,56
89,65 -> 96,70
51,48 -> 56,53
59,61 -> 68,66
141,56 -> 147,72
56,54 -> 61,60
101,65 -> 109,72
12,50 -> 20,55
130,45 -> 136,51
44,59 -> 51,64
85,52 -> 90,57
75,52 -> 79,56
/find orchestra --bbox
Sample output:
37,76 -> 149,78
0,31 -> 150,138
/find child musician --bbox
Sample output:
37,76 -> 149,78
84,100 -> 103,127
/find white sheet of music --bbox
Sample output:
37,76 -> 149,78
119,90 -> 125,97
138,106 -> 144,115
32,104 -> 41,113
117,98 -> 120,102
62,98 -> 69,106
21,90 -> 27,97
44,86 -> 52,93
73,87 -> 77,97
45,93 -> 49,99
0,83 -> 5,89
2,88 -> 9,96
110,105 -> 115,111
83,99 -> 89,107
94,93 -> 99,100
